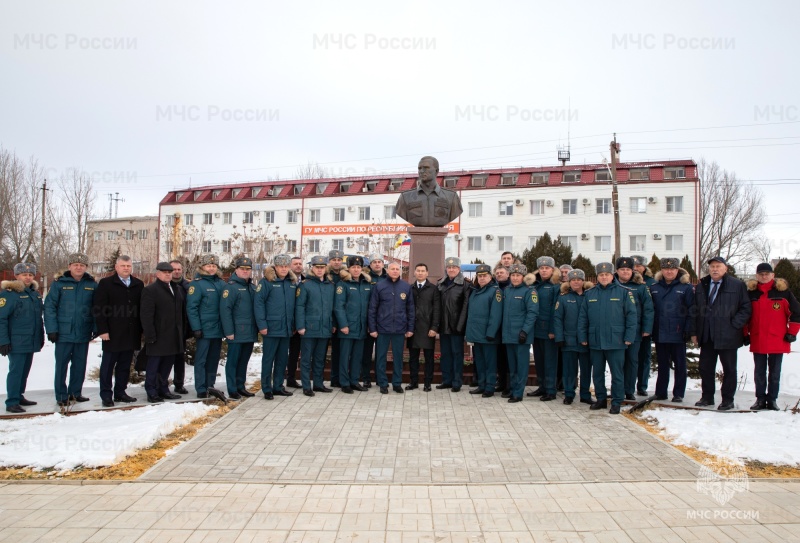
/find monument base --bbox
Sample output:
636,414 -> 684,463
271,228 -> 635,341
407,226 -> 449,282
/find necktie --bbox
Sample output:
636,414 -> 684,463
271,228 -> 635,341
709,281 -> 720,305
418,283 -> 423,289
169,284 -> 174,296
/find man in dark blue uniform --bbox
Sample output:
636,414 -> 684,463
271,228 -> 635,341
632,255 -> 657,395
296,255 -> 336,396
333,256 -> 373,393
221,257 -> 258,399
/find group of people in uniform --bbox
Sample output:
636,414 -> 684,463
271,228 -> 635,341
1,248 -> 798,415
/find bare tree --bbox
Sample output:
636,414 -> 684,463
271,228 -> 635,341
4,156 -> 42,264
294,161 -> 329,180
751,234 -> 772,264
698,158 -> 766,273
57,168 -> 97,254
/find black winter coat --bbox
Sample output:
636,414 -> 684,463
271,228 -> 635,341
408,281 -> 441,349
93,274 -> 144,352
437,273 -> 470,335
694,274 -> 751,349
140,280 -> 186,356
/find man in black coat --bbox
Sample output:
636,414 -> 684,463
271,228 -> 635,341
169,259 -> 190,394
286,256 -> 306,388
140,262 -> 186,403
436,257 -> 470,391
691,256 -> 752,410
407,263 -> 441,391
93,255 -> 144,407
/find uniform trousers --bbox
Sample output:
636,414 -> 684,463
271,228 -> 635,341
261,336 -> 290,394
5,353 -> 34,407
225,342 -> 254,395
339,338 -> 364,387
591,348 -> 625,407
54,342 -> 89,402
194,337 -> 222,394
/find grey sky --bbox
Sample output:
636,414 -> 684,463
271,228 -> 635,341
2,1 -> 798,265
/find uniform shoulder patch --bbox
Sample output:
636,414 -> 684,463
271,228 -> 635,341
336,286 -> 343,294
495,290 -> 502,303
188,286 -> 195,295
256,283 -> 262,292
531,291 -> 538,303
296,287 -> 301,297
554,301 -> 559,310
0,298 -> 5,308
628,291 -> 636,304
222,290 -> 229,298
400,292 -> 407,300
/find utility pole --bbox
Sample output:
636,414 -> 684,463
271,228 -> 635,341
40,180 -> 50,294
112,192 -> 124,218
610,134 -> 621,262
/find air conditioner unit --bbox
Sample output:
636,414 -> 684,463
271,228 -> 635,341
647,196 -> 658,204
212,239 -> 219,244
485,234 -> 494,241
580,233 -> 590,241
387,185 -> 396,191
582,198 -> 591,205
214,213 -> 220,218
253,211 -> 260,216
361,187 -> 369,192
514,199 -> 524,206
545,200 -> 554,207
347,206 -> 355,212
268,189 -> 276,196
653,234 -> 662,240
454,234 -> 463,241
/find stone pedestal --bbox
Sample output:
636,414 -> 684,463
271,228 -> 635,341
407,226 -> 449,282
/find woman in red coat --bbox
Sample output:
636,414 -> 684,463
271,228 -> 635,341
744,263 -> 800,410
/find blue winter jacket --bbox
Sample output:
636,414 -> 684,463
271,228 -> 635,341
254,266 -> 297,338
334,269 -> 373,340
368,276 -> 415,335
220,274 -> 258,343
577,281 -> 638,350
552,282 -> 592,353
0,280 -> 44,353
501,282 -> 538,344
295,275 -> 335,339
650,268 -> 695,343
464,279 -> 503,345
44,271 -> 97,342
532,270 -> 560,338
186,272 -> 226,338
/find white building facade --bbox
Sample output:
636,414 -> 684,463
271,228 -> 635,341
157,160 -> 699,271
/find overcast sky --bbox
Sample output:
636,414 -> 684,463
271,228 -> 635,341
2,1 -> 799,262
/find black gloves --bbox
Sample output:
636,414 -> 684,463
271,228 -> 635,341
743,336 -> 750,346
785,333 -> 797,343
0,344 -> 10,356
193,330 -> 204,340
518,331 -> 527,344
47,332 -> 59,343
486,336 -> 495,342
555,341 -> 565,348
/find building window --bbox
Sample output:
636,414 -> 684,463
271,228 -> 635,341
630,197 -> 647,213
629,168 -> 650,181
231,188 -> 241,198
563,172 -> 581,183
467,236 -> 482,251
286,240 -> 297,253
388,179 -> 403,191
202,241 -> 212,252
528,236 -> 541,248
309,209 -> 321,223
471,176 -> 487,187
499,201 -> 514,216
468,202 -> 482,217
315,183 -> 328,195
244,240 -> 254,253
339,182 -> 352,193
382,238 -> 394,252
358,207 -> 371,221
365,181 -> 378,192
269,185 -> 283,197
498,236 -> 513,251
596,198 -> 612,214
332,239 -> 344,251
293,184 -> 305,196
595,236 -> 611,252
164,241 -> 173,254
264,211 -> 275,223
334,208 -> 345,222
93,231 -> 104,241
203,213 -> 213,225
443,177 -> 458,188
165,215 -> 175,227
193,190 -> 203,201
287,210 -> 298,223
243,212 -> 254,224
595,170 -> 612,182
251,187 -> 260,198
561,236 -> 577,250
221,240 -> 231,253
530,172 -> 549,185
213,190 -> 221,199
530,200 -> 545,215
175,191 -> 185,201
137,229 -> 148,239
307,239 -> 321,253
384,205 -> 396,220
357,238 -> 369,252
223,212 -> 232,224
664,167 -> 686,179
562,199 -> 577,215
666,196 -> 683,213
124,230 -> 134,240
630,235 -> 646,252
184,214 -> 193,225
666,235 -> 683,251
263,240 -> 274,253
107,231 -> 117,241
183,241 -> 193,254
500,174 -> 518,186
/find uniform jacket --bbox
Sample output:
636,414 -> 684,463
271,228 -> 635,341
744,278 -> 800,354
367,268 -> 388,284
0,280 -> 44,353
437,273 -> 470,335
254,267 -> 298,338
295,274 -> 335,339
220,274 -> 258,343
93,274 -> 144,352
641,268 -> 657,289
333,269 -> 372,340
186,272 -> 226,338
531,268 -> 561,338
614,272 -> 655,338
140,279 -> 186,356
407,279 -> 441,349
650,268 -> 695,343
465,278 -> 503,345
44,271 -> 97,343
501,281 -> 538,344
552,282 -> 593,353
694,274 -> 751,349
368,276 -> 415,335
578,281 -> 638,350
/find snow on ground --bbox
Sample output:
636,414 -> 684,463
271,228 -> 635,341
644,407 -> 800,466
0,402 -> 216,471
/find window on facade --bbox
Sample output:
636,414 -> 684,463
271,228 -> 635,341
107,231 -> 117,241
287,210 -> 298,223
124,230 -> 134,240
468,202 -> 482,217
389,179 -> 404,191
293,184 -> 305,196
175,192 -> 185,202
183,241 -> 193,254
194,190 -> 203,201
309,209 -> 321,223
528,236 -> 541,248
629,168 -> 650,180
595,170 -> 612,182
471,176 -> 487,187
562,199 -> 577,214
595,236 -> 611,251
630,235 -> 646,252
333,208 -> 345,222
315,183 -> 328,195
666,235 -> 683,251
384,205 -> 396,220
499,201 -> 514,216
203,213 -> 213,225
269,185 -> 283,197
184,214 -> 193,225
561,236 -> 577,250
221,240 -> 231,253
498,236 -> 513,251
244,240 -> 254,253
93,231 -> 104,241
231,188 -> 241,198
166,215 -> 175,227
202,241 -> 212,252
664,167 -> 686,179
467,236 -> 482,251
443,177 -> 458,188
164,241 -> 173,254
332,239 -> 344,251
630,197 -> 647,213
213,190 -> 221,199
529,200 -> 545,215
137,229 -> 148,239
382,238 -> 394,252
251,187 -> 260,198
243,212 -> 254,224
359,207 -> 370,221
264,211 -> 275,223
357,238 -> 369,252
308,239 -> 321,253
500,174 -> 518,186
563,172 -> 581,183
365,181 -> 378,192
263,240 -> 274,253
530,172 -> 549,185
286,240 -> 297,253
339,182 -> 352,193
596,198 -> 612,214
666,196 -> 683,212
223,212 -> 232,224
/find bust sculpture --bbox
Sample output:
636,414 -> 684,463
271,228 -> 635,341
395,156 -> 463,227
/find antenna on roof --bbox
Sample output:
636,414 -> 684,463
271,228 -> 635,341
557,97 -> 571,166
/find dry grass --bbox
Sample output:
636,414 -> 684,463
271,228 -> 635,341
625,407 -> 800,478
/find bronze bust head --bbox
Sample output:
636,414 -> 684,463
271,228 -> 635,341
395,156 -> 463,227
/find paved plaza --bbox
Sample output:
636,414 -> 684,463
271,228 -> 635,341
1,389 -> 799,541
